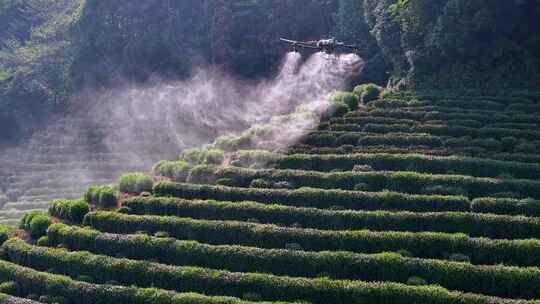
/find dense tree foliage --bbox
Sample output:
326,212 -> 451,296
0,0 -> 82,145
0,0 -> 539,146
366,0 -> 540,88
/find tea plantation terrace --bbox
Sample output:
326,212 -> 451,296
0,114 -> 179,226
1,90 -> 540,304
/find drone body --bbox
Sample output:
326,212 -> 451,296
280,37 -> 358,54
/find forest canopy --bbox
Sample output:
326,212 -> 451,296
0,0 -> 539,145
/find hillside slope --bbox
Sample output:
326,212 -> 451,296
2,0 -> 539,147
1,90 -> 540,303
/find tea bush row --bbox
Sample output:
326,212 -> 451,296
154,181 -> 470,213
45,224 -> 540,299
125,196 -> 540,239
275,153 -> 540,179
4,238 -> 533,304
211,166 -> 540,199
83,211 -> 540,267
0,258 -> 278,304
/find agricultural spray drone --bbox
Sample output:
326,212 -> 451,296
280,37 -> 358,54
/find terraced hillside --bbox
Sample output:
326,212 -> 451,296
1,90 -> 540,304
0,115 -> 178,226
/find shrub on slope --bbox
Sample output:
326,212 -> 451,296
0,259 -> 287,304
46,224 -> 540,299
123,196 -> 540,240
83,211 -> 540,267
4,238 -> 536,303
153,181 -> 470,213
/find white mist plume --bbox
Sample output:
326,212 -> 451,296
91,52 -> 364,158
0,52 -> 363,220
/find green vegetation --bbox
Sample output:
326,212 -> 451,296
1,1 -> 540,302
0,259 -> 291,304
154,181 -> 470,213
48,199 -> 89,223
353,83 -> 384,103
4,90 -> 540,303
123,196 -> 540,239
153,160 -> 193,182
202,165 -> 540,199
45,223 -> 540,299
331,91 -> 360,111
19,211 -> 50,238
85,185 -> 117,208
6,237 -> 540,301
118,173 -> 153,194
83,211 -> 540,267
274,153 -> 540,179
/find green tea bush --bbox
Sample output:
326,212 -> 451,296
82,211 -> 540,267
124,196 -> 540,240
154,181 -> 470,213
19,211 -> 46,231
49,199 -> 90,223
357,133 -> 443,147
0,281 -> 19,295
154,231 -> 170,238
0,257 -> 278,304
422,185 -> 468,197
214,133 -> 254,152
0,226 -> 13,247
352,165 -> 373,172
448,253 -> 470,263
180,148 -> 207,164
153,160 -> 192,182
469,138 -> 502,152
304,131 -> 444,148
320,102 -> 349,121
360,123 -> 412,133
250,179 -> 272,188
229,150 -> 280,168
242,293 -> 262,302
303,133 -> 336,146
36,236 -> 49,247
331,91 -> 359,111
353,84 -> 383,103
436,100 -> 506,111
367,109 -> 425,120
489,152 -> 540,164
0,293 -> 42,303
28,215 -> 51,238
4,238 -> 535,302
188,165 -> 540,200
472,197 -> 540,217
187,165 -> 219,184
45,224 -> 540,299
406,277 -> 427,286
330,116 -> 417,126
204,149 -> 225,165
216,178 -> 235,186
276,153 -> 540,179
118,173 -> 153,194
85,186 -> 117,209
118,206 -> 132,214
515,142 -> 537,154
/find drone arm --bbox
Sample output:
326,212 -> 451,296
296,44 -> 321,49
